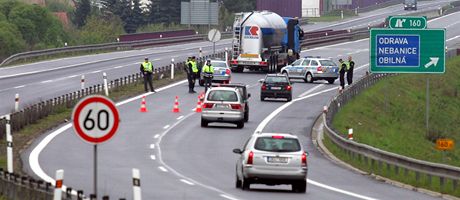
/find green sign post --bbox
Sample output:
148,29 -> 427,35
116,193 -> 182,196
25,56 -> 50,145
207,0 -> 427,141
370,28 -> 445,73
388,16 -> 427,29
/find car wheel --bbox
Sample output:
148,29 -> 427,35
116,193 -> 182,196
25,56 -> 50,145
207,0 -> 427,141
282,71 -> 289,78
244,110 -> 249,122
260,96 -> 265,101
235,175 -> 242,188
327,78 -> 335,84
287,96 -> 292,102
304,73 -> 314,83
242,178 -> 250,190
236,120 -> 244,129
292,180 -> 307,193
201,118 -> 208,127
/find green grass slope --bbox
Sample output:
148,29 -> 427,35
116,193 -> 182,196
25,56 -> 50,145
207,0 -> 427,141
332,56 -> 460,167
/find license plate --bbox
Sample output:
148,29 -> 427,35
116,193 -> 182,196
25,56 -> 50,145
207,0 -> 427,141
267,157 -> 288,163
221,71 -> 226,75
271,87 -> 281,90
216,104 -> 228,109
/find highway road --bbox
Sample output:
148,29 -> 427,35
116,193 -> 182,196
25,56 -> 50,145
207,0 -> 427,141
20,6 -> 460,199
0,0 -> 455,116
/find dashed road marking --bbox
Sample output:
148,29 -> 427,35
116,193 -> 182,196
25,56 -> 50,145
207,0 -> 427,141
150,144 -> 155,149
180,179 -> 195,186
150,155 -> 156,160
158,166 -> 168,172
113,66 -> 124,69
41,80 -> 53,83
177,115 -> 184,120
91,70 -> 101,74
163,125 -> 170,129
154,134 -> 160,139
67,75 -> 78,78
14,85 -> 26,89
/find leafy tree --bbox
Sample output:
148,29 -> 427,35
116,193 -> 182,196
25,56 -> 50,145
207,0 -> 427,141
0,0 -> 20,17
0,21 -> 26,59
73,0 -> 91,27
222,0 -> 255,13
78,15 -> 124,44
0,12 -> 5,21
147,0 -> 160,24
131,0 -> 144,28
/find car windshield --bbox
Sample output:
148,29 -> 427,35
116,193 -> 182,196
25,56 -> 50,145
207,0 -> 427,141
212,62 -> 227,68
208,90 -> 238,101
265,76 -> 288,83
254,137 -> 301,152
319,60 -> 336,66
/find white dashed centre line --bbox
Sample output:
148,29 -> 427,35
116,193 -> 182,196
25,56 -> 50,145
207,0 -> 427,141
113,66 -> 124,69
41,80 -> 53,83
150,144 -> 155,149
67,75 -> 78,78
91,70 -> 101,74
163,125 -> 170,129
176,116 -> 184,120
158,166 -> 168,172
14,85 -> 26,89
154,134 -> 160,139
150,155 -> 156,160
180,179 -> 195,186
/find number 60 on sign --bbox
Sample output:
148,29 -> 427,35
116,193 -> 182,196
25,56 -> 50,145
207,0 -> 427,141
72,95 -> 120,144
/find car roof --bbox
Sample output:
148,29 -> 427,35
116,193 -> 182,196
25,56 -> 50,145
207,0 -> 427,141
254,132 -> 298,139
266,73 -> 287,77
208,87 -> 238,92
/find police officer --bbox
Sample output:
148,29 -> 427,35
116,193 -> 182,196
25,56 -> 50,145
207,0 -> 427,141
347,56 -> 355,86
185,57 -> 197,93
338,58 -> 347,90
202,59 -> 214,92
140,57 -> 155,92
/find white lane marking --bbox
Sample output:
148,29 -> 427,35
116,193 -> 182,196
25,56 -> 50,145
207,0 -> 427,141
163,125 -> 170,129
309,179 -> 378,200
28,79 -> 188,193
150,144 -> 155,149
298,84 -> 325,98
113,65 -> 124,69
154,134 -> 160,139
176,115 -> 184,120
158,166 -> 168,172
150,155 -> 156,160
91,70 -> 101,74
14,85 -> 26,89
447,35 -> 460,42
180,179 -> 195,186
428,11 -> 460,23
41,80 -> 53,83
156,112 -> 239,199
67,75 -> 78,78
220,194 -> 239,200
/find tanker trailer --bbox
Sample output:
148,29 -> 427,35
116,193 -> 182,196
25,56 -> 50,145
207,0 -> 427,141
230,11 -> 303,73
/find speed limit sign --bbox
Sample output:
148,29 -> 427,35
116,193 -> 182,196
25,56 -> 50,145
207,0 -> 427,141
72,95 -> 120,144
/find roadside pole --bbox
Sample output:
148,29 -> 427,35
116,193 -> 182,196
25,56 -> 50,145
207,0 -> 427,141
199,47 -> 203,58
103,73 -> 109,97
81,75 -> 85,90
14,93 -> 19,112
53,169 -> 64,200
94,144 -> 98,198
171,58 -> 175,80
6,114 -> 13,173
132,168 -> 142,200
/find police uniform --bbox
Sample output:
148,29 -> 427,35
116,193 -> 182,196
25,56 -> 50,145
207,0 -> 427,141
338,59 -> 348,89
202,61 -> 214,92
186,58 -> 198,93
347,57 -> 355,85
140,58 -> 155,92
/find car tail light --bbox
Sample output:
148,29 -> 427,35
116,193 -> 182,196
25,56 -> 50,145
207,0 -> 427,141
286,85 -> 292,91
301,152 -> 307,166
230,104 -> 242,109
272,135 -> 284,139
261,84 -> 267,90
247,151 -> 254,165
226,69 -> 231,75
317,66 -> 323,72
260,61 -> 268,65
202,103 -> 214,108
231,60 -> 238,65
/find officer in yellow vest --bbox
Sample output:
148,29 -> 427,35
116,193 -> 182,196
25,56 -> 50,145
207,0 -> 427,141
202,59 -> 214,92
186,57 -> 198,93
347,56 -> 355,85
140,57 -> 155,92
338,58 -> 348,90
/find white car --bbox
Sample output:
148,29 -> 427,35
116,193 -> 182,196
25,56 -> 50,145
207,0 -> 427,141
201,87 -> 246,128
280,57 -> 339,84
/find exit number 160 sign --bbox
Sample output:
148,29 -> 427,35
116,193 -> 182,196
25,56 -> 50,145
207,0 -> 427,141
72,95 -> 120,144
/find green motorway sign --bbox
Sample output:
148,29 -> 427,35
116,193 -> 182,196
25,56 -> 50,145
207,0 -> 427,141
370,28 -> 445,73
388,16 -> 427,29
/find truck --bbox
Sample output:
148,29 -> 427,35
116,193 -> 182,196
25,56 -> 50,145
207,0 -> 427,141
403,0 -> 417,10
230,11 -> 304,73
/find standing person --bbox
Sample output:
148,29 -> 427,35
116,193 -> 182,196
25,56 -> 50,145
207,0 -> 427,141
140,57 -> 156,92
185,57 -> 197,93
347,56 -> 355,86
202,59 -> 214,92
191,56 -> 199,91
338,58 -> 347,90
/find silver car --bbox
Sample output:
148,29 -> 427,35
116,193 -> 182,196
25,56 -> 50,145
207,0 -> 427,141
280,57 -> 339,84
201,87 -> 245,128
233,132 -> 308,192
199,59 -> 232,86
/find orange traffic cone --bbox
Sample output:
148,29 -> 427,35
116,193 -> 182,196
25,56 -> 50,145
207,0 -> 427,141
172,96 -> 180,113
195,96 -> 202,113
140,96 -> 148,112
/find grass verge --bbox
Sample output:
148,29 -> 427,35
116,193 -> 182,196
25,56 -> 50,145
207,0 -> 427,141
0,72 -> 186,174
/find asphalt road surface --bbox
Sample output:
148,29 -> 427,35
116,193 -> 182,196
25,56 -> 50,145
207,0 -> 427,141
18,3 -> 460,200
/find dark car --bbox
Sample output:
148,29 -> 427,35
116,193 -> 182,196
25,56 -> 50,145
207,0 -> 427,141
216,83 -> 251,122
260,74 -> 293,102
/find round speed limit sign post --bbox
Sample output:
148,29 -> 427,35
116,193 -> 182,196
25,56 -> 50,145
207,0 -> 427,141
72,95 -> 120,199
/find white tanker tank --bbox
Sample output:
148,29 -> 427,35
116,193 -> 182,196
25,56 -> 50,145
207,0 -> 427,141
231,11 -> 303,73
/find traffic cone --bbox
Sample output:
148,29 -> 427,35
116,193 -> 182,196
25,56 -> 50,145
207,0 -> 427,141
140,96 -> 147,112
195,96 -> 202,113
172,96 -> 180,113
348,128 -> 353,140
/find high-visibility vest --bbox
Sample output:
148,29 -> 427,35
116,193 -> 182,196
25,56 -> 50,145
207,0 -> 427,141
191,61 -> 198,73
345,61 -> 351,71
142,62 -> 153,72
202,64 -> 214,73
339,62 -> 345,71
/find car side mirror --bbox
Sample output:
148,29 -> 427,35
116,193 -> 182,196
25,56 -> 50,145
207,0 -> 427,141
233,148 -> 243,154
258,79 -> 264,83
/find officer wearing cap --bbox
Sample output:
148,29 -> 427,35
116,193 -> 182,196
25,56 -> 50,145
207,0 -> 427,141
140,57 -> 155,92
338,58 -> 347,90
185,57 -> 197,93
202,59 -> 214,92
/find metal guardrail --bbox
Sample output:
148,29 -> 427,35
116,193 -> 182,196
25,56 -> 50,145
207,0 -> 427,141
0,32 -> 232,67
322,49 -> 460,193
